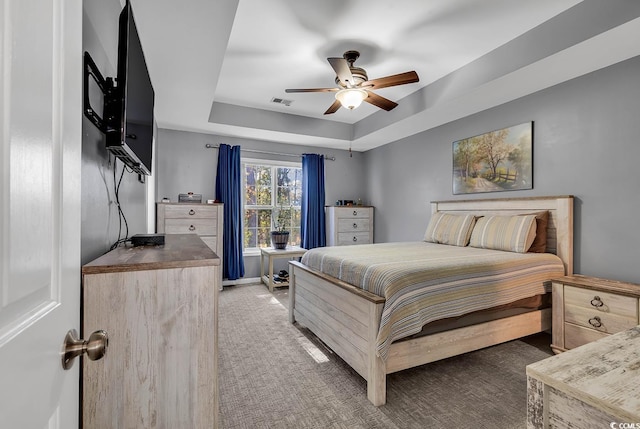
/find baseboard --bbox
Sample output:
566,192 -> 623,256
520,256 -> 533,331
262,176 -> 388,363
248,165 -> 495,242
222,277 -> 261,287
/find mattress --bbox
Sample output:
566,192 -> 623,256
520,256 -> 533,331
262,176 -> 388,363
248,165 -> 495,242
300,241 -> 565,360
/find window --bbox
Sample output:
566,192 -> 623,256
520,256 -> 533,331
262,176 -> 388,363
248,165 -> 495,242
243,159 -> 303,250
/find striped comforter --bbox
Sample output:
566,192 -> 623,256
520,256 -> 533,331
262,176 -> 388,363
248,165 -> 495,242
300,242 -> 565,360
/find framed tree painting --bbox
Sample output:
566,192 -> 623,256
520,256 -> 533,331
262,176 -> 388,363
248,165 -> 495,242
453,122 -> 533,195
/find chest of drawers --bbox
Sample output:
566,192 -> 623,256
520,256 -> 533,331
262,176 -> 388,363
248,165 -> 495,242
326,206 -> 374,246
82,235 -> 220,428
156,203 -> 223,260
551,275 -> 640,353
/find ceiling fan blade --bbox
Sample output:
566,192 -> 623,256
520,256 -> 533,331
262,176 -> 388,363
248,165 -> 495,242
328,57 -> 354,87
364,91 -> 398,111
362,71 -> 419,90
285,87 -> 338,93
324,99 -> 342,115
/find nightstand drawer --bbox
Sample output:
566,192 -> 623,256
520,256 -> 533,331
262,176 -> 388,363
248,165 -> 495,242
564,286 -> 637,334
565,303 -> 637,334
564,285 -> 637,318
563,323 -> 609,349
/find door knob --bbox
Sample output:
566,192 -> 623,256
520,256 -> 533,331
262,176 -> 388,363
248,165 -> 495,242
62,329 -> 108,370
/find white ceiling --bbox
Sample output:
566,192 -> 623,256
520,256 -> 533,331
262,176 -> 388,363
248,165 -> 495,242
131,0 -> 640,152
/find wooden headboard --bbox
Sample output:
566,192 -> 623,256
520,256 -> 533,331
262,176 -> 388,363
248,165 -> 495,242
431,195 -> 574,275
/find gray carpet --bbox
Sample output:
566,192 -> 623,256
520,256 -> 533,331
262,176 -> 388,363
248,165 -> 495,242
218,283 -> 553,429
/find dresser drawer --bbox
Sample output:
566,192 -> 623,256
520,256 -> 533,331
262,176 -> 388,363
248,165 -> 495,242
337,232 -> 371,245
164,218 -> 217,235
564,285 -> 637,335
163,204 -> 218,219
200,236 -> 219,255
337,218 -> 370,232
333,207 -> 371,219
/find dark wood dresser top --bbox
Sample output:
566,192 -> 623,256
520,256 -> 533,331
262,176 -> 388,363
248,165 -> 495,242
82,234 -> 220,275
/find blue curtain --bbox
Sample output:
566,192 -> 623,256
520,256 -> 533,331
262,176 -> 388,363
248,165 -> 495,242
301,154 -> 326,249
215,144 -> 245,280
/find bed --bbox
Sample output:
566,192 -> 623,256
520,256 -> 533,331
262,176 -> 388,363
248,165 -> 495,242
288,196 -> 573,406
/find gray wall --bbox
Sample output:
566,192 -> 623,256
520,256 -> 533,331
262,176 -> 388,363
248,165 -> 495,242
366,55 -> 640,284
82,0 -> 151,264
156,129 -> 367,277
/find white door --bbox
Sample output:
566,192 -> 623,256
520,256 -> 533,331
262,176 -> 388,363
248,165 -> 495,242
0,0 -> 83,428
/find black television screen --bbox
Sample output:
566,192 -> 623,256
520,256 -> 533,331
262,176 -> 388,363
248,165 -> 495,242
106,1 -> 154,176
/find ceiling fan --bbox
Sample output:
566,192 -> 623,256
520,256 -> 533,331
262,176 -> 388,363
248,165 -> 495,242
285,50 -> 420,115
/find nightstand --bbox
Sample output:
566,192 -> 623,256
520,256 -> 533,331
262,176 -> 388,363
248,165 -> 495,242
551,275 -> 640,353
260,246 -> 307,292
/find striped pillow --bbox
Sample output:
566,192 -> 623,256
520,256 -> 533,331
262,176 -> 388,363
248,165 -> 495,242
424,213 -> 477,247
469,215 -> 537,253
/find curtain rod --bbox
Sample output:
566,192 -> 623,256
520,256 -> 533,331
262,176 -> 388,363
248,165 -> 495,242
204,143 -> 335,161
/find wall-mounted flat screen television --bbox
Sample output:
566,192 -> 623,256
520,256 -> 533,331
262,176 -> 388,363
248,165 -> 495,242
105,1 -> 154,176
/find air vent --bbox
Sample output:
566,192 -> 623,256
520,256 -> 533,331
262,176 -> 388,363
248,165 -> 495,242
271,97 -> 293,106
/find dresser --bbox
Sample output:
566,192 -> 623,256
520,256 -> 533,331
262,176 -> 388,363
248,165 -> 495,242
527,326 -> 640,428
551,274 -> 640,353
326,206 -> 374,246
82,234 -> 220,428
156,202 -> 223,258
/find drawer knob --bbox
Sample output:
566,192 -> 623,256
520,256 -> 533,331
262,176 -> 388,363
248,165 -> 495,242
189,209 -> 196,215
353,210 -> 358,216
590,296 -> 604,308
588,316 -> 603,328
353,236 -> 357,242
353,223 -> 358,229
189,225 -> 196,231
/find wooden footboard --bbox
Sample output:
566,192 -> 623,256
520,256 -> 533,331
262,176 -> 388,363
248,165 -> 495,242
289,261 -> 387,405
289,261 -> 552,406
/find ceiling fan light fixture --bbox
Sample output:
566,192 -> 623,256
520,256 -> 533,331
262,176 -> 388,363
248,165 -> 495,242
335,88 -> 367,110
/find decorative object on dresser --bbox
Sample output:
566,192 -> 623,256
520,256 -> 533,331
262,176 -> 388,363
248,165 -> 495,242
527,326 -> 640,429
326,206 -> 374,246
178,192 -> 203,203
551,274 -> 640,353
81,234 -> 221,428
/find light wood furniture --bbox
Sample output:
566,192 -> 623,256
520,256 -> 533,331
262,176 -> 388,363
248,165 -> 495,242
82,234 -> 220,429
326,206 -> 374,246
289,195 -> 573,406
551,274 -> 640,353
527,326 -> 640,428
260,246 -> 307,292
156,202 -> 223,258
